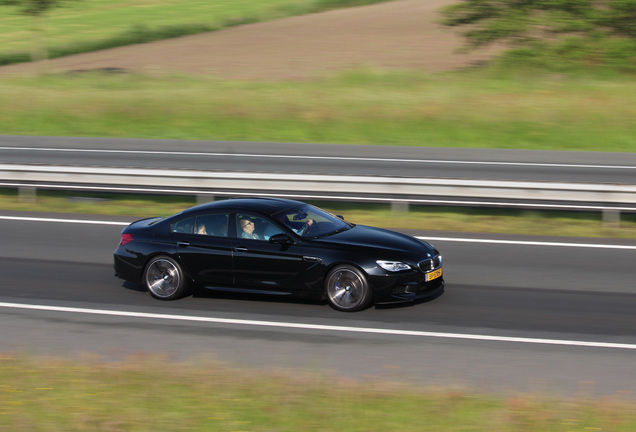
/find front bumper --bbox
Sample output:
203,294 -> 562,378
369,269 -> 445,305
379,279 -> 445,304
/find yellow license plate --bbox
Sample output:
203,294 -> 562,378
425,268 -> 442,282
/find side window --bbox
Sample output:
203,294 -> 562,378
194,213 -> 229,237
171,216 -> 194,234
236,213 -> 283,241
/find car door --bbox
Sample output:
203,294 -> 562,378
232,212 -> 315,293
171,213 -> 234,288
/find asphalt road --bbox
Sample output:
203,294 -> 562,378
2,135 -> 636,183
1,213 -> 635,397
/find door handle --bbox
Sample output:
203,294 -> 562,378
234,247 -> 248,252
177,241 -> 190,247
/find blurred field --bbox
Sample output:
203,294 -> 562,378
0,0 -> 491,76
1,354 -> 635,431
1,0 -> 633,151
0,0 -> 287,53
1,70 -> 635,151
0,0 -> 389,59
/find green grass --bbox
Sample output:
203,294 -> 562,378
0,0 -> 288,53
1,69 -> 636,151
3,189 -> 636,239
0,0 -> 390,64
1,354 -> 636,431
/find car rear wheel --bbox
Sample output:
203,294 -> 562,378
325,265 -> 372,312
144,256 -> 188,300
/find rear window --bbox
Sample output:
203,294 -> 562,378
195,213 -> 229,237
171,217 -> 194,234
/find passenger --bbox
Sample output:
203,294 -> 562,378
240,219 -> 260,239
196,224 -> 207,235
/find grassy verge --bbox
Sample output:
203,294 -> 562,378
3,189 -> 636,239
1,70 -> 636,151
1,354 -> 635,431
0,0 -> 390,65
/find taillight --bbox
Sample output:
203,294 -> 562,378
119,233 -> 133,246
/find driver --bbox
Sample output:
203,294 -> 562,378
240,219 -> 260,239
279,213 -> 314,235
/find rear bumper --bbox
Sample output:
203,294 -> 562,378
113,249 -> 144,284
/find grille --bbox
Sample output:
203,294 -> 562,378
418,255 -> 442,272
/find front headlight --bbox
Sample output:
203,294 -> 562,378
376,260 -> 412,272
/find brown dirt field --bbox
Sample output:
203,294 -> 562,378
0,0 -> 498,80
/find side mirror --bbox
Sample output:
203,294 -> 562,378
269,233 -> 293,244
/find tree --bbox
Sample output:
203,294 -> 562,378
0,0 -> 80,63
604,0 -> 636,38
441,0 -> 636,48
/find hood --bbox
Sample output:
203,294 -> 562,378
312,225 -> 435,255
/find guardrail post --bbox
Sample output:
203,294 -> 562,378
602,208 -> 620,228
18,186 -> 37,203
197,194 -> 215,205
391,200 -> 409,214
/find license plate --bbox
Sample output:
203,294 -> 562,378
425,268 -> 442,282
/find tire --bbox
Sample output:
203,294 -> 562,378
144,256 -> 189,300
325,265 -> 373,312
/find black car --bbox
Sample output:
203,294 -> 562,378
114,198 -> 443,311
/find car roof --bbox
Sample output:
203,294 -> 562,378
185,197 -> 304,215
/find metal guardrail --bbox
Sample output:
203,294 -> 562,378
2,164 -> 636,224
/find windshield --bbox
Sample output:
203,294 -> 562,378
277,204 -> 351,238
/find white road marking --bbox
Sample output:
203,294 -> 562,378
1,146 -> 635,170
420,236 -> 636,250
1,215 -> 635,249
1,301 -> 635,350
0,215 -> 128,226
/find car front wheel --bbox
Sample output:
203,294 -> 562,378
144,256 -> 189,300
325,265 -> 372,312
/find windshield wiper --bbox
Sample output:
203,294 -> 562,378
317,226 -> 351,238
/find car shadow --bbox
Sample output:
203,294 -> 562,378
122,281 -> 147,293
191,286 -> 327,308
374,289 -> 444,310
120,282 -> 440,311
